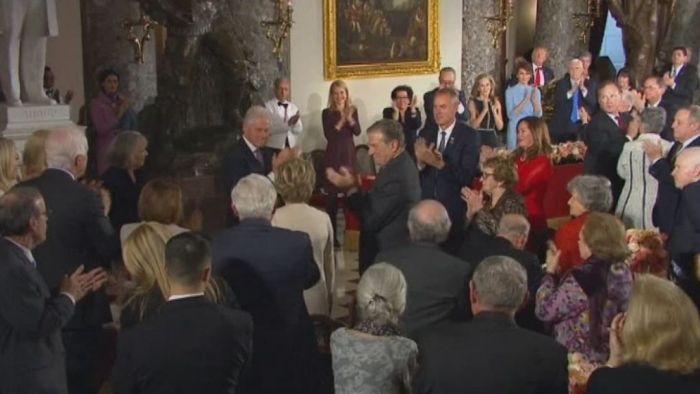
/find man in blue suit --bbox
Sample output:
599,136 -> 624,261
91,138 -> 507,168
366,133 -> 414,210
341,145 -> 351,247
416,88 -> 480,253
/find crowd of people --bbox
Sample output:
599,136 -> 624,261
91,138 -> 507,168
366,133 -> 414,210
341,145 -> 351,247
1,44 -> 700,394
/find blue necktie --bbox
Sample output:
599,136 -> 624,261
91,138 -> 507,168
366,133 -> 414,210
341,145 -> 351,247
570,89 -> 580,123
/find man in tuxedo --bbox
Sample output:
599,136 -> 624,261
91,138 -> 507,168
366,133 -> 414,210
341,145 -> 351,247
18,127 -> 118,394
0,187 -> 106,394
375,200 -> 472,339
458,214 -> 543,332
550,58 -> 597,143
633,75 -> 677,141
326,119 -> 421,273
264,77 -> 303,150
531,46 -> 555,88
646,105 -> 700,235
416,88 -> 480,253
423,67 -> 468,130
663,46 -> 699,106
413,256 -> 568,394
113,232 -> 253,394
582,82 -> 637,205
212,174 -> 320,394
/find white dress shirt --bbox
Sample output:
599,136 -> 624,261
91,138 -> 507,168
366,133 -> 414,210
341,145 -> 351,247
265,98 -> 303,149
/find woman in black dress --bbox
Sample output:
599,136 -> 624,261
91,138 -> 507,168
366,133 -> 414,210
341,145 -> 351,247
468,73 -> 504,148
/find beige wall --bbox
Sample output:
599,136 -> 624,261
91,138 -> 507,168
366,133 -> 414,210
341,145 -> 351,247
290,0 -> 463,152
46,0 -> 84,123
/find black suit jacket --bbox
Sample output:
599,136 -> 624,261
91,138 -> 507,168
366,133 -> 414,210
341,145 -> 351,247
18,169 -> 118,330
100,166 -> 145,233
112,296 -> 253,394
413,312 -> 568,394
0,238 -> 75,394
376,242 -> 472,339
581,112 -> 631,202
550,76 -> 598,142
382,107 -> 422,160
212,219 -> 320,394
423,88 -> 469,130
458,230 -> 543,332
586,364 -> 700,394
221,138 -> 275,195
663,63 -> 699,105
347,150 -> 421,270
668,181 -> 700,307
418,122 -> 480,226
649,97 -> 678,141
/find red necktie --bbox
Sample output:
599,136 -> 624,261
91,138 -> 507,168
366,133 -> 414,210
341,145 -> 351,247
615,116 -> 626,132
534,68 -> 542,87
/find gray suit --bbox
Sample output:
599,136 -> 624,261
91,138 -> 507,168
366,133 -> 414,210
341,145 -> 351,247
0,238 -> 74,394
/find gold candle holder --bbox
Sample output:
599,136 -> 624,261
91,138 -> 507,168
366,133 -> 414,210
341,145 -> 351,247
261,0 -> 294,61
484,0 -> 514,49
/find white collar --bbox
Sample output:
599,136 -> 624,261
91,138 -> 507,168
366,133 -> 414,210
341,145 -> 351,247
681,134 -> 700,149
673,64 -> 684,74
647,98 -> 662,107
48,167 -> 76,180
242,136 -> 259,153
4,237 -> 35,265
168,292 -> 205,301
437,120 -> 456,143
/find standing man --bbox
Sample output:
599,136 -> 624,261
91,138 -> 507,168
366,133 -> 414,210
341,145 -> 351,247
531,46 -> 555,88
663,46 -> 699,106
0,187 -> 106,394
326,119 -> 421,273
550,58 -> 597,142
423,67 -> 468,130
633,75 -> 677,141
264,77 -> 303,150
416,88 -> 480,253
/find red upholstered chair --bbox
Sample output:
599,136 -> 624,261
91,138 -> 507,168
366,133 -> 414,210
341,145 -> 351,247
543,163 -> 584,229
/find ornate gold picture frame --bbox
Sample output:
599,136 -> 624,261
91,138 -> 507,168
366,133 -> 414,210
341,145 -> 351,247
323,0 -> 440,80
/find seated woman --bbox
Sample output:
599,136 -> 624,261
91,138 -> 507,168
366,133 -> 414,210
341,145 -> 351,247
0,138 -> 19,196
331,263 -> 417,394
101,131 -> 148,233
22,129 -> 50,181
272,157 -> 334,316
468,73 -> 504,148
461,156 -> 525,236
120,222 -> 231,329
554,175 -> 613,276
586,275 -> 700,393
536,212 -> 633,363
382,85 -> 421,159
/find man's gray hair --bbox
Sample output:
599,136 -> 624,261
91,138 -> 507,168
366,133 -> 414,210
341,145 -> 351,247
567,175 -> 613,212
45,127 -> 88,171
243,105 -> 271,128
273,77 -> 290,90
230,174 -> 277,220
356,262 -> 407,326
107,131 -> 146,168
472,256 -> 527,311
367,119 -> 405,148
640,107 -> 666,135
682,104 -> 700,127
407,200 -> 451,244
497,214 -> 530,239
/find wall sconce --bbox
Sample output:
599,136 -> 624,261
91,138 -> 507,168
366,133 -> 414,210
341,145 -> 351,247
121,3 -> 158,64
484,0 -> 514,49
260,0 -> 294,61
572,0 -> 601,44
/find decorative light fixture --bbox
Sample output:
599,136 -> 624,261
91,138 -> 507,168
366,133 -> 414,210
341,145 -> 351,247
121,4 -> 158,64
484,0 -> 514,49
260,0 -> 294,61
572,0 -> 601,43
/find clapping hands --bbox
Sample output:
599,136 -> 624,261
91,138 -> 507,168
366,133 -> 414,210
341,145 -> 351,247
60,265 -> 109,302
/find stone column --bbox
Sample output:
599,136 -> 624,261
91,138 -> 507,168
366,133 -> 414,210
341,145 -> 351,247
462,0 -> 503,93
534,0 -> 588,78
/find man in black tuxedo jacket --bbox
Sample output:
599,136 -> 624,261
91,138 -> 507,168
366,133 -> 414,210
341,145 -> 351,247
0,187 -> 106,394
212,174 -> 320,394
459,214 -> 543,333
582,82 -> 637,206
326,119 -> 421,273
413,256 -> 568,394
416,88 -> 480,253
662,47 -> 699,106
645,105 -> 700,235
18,127 -> 119,394
633,75 -> 678,141
423,67 -> 469,130
113,232 -> 253,394
375,200 -> 472,339
550,58 -> 598,143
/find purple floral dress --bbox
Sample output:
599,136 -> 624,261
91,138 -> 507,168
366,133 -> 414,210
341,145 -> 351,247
535,259 -> 632,363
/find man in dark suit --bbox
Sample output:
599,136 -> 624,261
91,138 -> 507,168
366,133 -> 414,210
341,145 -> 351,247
459,214 -> 543,332
18,127 -> 119,394
423,67 -> 469,130
212,174 -> 320,394
633,75 -> 678,141
582,82 -> 637,205
550,58 -> 598,143
113,232 -> 253,394
645,105 -> 700,235
0,187 -> 106,394
531,46 -> 555,88
662,47 -> 699,106
376,200 -> 471,339
413,256 -> 568,394
416,88 -> 480,253
326,119 -> 421,273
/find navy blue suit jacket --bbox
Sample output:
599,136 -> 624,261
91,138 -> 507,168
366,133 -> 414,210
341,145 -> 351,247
221,138 -> 275,195
663,64 -> 699,105
550,76 -> 598,141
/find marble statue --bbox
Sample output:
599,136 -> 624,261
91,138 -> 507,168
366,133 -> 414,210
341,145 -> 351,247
0,0 -> 59,106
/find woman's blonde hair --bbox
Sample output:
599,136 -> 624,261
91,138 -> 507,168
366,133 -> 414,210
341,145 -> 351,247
620,275 -> 700,373
512,117 -> 553,160
0,138 -> 18,192
482,156 -> 518,189
22,129 -> 50,181
582,212 -> 630,262
470,73 -> 497,101
327,79 -> 353,110
275,157 -> 316,204
138,178 -> 184,225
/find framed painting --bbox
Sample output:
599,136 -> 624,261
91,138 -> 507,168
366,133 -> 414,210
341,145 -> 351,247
323,0 -> 440,79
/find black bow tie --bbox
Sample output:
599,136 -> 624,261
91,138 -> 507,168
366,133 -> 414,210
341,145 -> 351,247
278,101 -> 288,108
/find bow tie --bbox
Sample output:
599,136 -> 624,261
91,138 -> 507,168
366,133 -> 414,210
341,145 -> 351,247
278,101 -> 288,108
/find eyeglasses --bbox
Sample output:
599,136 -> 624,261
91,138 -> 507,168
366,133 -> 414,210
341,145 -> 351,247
481,172 -> 495,179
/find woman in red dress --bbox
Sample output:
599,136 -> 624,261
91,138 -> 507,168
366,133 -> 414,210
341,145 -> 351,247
323,80 -> 361,245
512,116 -> 553,254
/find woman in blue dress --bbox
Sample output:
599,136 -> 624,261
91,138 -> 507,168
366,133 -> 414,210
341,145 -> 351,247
505,62 -> 542,150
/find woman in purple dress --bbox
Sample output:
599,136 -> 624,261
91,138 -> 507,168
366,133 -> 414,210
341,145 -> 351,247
323,80 -> 361,246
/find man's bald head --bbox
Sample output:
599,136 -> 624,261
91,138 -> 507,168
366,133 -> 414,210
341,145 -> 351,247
407,200 -> 451,244
497,214 -> 530,250
672,147 -> 700,188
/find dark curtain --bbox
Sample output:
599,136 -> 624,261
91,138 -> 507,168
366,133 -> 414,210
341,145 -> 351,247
588,1 -> 610,57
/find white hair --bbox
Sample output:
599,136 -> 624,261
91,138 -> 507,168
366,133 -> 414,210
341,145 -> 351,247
243,105 -> 271,128
407,200 -> 451,244
472,256 -> 527,311
45,127 -> 88,171
230,174 -> 277,220
356,263 -> 407,326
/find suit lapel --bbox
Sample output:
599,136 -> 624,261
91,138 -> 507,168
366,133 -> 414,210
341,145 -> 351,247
240,140 -> 265,174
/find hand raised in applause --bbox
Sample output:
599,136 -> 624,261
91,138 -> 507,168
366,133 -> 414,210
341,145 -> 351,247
287,112 -> 300,126
642,139 -> 664,161
272,147 -> 298,172
60,265 -> 109,302
544,242 -> 561,275
326,166 -> 358,189
607,313 -> 626,367
461,187 -> 483,220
